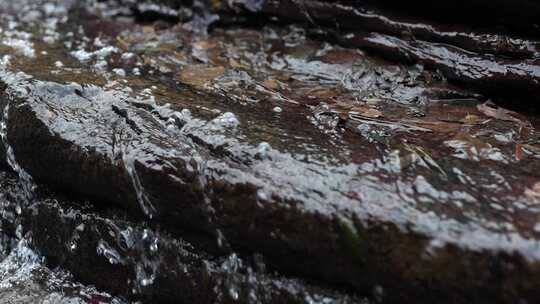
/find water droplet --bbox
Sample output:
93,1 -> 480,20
216,229 -> 226,248
113,68 -> 126,77
15,224 -> 23,239
75,223 -> 85,232
211,112 -> 240,129
256,189 -> 268,201
228,286 -> 239,301
96,241 -> 123,265
150,238 -> 158,252
256,142 -> 271,159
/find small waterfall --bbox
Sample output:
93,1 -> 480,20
123,156 -> 156,219
0,100 -> 36,204
117,131 -> 156,219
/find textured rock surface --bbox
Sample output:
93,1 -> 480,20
2,72 -> 540,303
0,171 -> 363,304
259,0 -> 540,103
0,0 -> 539,303
118,0 -> 540,103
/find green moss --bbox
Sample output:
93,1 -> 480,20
338,216 -> 366,267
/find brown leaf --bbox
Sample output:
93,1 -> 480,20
522,144 -> 540,156
525,182 -> 540,199
461,114 -> 484,125
446,132 -> 493,160
359,108 -> 383,118
304,87 -> 337,100
347,104 -> 383,118
173,51 -> 187,61
452,132 -> 490,151
515,143 -> 522,161
142,26 -> 155,34
477,102 -> 531,127
176,65 -> 225,88
262,79 -> 279,90
229,58 -> 248,69
410,120 -> 461,133
193,40 -> 215,50
116,37 -> 130,51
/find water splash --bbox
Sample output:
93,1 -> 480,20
121,150 -> 157,219
0,99 -> 36,215
97,240 -> 125,265
0,239 -> 125,304
133,229 -> 161,292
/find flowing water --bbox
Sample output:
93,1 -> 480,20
0,0 -> 539,303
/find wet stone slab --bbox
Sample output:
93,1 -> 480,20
0,0 -> 540,303
0,171 -> 364,304
0,171 -> 128,304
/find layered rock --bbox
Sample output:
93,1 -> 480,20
119,0 -> 540,104
0,171 -> 363,303
0,0 -> 540,303
2,73 -> 540,303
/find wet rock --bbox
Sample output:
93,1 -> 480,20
358,0 -> 540,36
113,0 -> 540,103
0,173 -> 125,304
23,194 -> 364,303
2,74 -> 540,303
337,32 -> 540,102
2,78 -> 373,290
258,0 -> 540,103
260,0 -> 540,57
1,1 -> 540,303
124,0 -> 540,35
0,171 -> 362,303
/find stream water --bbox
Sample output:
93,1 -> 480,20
0,0 -> 539,303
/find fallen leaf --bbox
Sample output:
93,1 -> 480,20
515,143 -> 522,161
522,144 -> 540,157
403,143 -> 447,176
452,132 -> 490,151
176,65 -> 225,88
525,182 -> 540,199
304,87 -> 337,100
173,51 -> 187,61
346,103 -> 384,118
400,119 -> 461,133
193,40 -> 215,50
477,102 -> 531,127
461,114 -> 484,125
229,58 -> 248,69
116,36 -> 129,51
359,108 -> 383,118
142,25 -> 155,34
444,132 -> 507,162
262,79 -> 279,90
